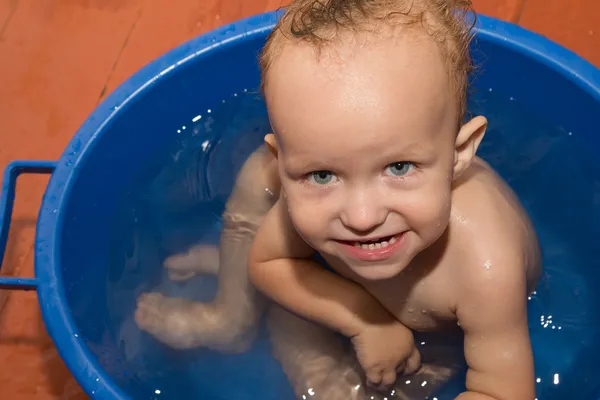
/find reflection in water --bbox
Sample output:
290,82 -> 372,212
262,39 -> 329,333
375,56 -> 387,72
106,87 -> 600,399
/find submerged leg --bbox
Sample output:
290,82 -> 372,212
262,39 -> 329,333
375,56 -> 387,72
266,304 -> 376,400
267,304 -> 462,400
135,145 -> 280,352
163,244 -> 220,281
391,332 -> 464,399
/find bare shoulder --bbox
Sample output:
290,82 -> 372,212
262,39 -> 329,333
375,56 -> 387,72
449,157 -> 541,295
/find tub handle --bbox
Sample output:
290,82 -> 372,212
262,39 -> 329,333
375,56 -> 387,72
0,160 -> 57,290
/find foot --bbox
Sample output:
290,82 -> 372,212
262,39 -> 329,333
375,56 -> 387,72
134,292 -> 255,353
391,363 -> 456,400
163,244 -> 220,281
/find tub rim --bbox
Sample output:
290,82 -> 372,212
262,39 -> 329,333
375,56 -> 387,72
33,9 -> 600,400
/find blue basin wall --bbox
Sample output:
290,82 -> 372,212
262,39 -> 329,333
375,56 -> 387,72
30,10 -> 600,400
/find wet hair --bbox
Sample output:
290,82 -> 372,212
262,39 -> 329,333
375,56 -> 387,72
259,0 -> 477,122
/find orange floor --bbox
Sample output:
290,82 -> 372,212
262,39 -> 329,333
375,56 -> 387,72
0,0 -> 598,398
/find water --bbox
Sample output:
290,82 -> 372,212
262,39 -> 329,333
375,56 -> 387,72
106,87 -> 600,399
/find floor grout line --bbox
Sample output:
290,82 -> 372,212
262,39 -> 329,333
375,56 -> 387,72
97,6 -> 143,104
511,0 -> 528,24
0,0 -> 19,39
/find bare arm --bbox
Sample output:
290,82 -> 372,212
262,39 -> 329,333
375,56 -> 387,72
248,198 -> 397,337
249,197 -> 422,387
455,257 -> 535,400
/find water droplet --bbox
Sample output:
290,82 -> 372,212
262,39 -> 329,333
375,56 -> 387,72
568,131 -> 573,136
192,115 -> 202,122
421,309 -> 427,314
155,389 -> 162,395
52,209 -> 57,214
510,96 -> 515,101
407,308 -> 415,313
182,126 -> 186,130
177,130 -> 181,134
488,88 -> 493,92
483,260 -> 492,270
405,380 -> 411,384
536,378 -> 542,383
207,109 -> 212,113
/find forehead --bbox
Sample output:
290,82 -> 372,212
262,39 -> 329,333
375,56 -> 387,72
265,31 -> 458,152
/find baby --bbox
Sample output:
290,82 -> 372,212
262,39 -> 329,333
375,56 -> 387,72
135,0 -> 541,399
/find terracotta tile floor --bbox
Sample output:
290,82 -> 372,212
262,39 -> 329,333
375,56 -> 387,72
0,0 -> 598,398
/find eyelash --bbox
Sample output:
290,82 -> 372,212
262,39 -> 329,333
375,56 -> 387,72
302,162 -> 418,186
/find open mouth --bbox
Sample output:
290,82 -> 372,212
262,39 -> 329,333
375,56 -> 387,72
340,235 -> 400,250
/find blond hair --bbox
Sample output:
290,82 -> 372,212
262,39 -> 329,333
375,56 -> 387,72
259,0 -> 477,122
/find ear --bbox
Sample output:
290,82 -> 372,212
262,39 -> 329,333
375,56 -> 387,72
264,133 -> 279,159
453,116 -> 487,179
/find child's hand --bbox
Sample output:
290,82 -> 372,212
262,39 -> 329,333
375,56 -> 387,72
351,321 -> 421,390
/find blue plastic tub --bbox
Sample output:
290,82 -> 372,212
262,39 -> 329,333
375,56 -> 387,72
1,9 -> 600,400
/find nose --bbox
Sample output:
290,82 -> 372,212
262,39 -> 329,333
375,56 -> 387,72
340,188 -> 387,233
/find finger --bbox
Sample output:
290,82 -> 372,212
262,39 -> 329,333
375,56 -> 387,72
366,369 -> 383,388
380,369 -> 398,388
395,360 -> 407,374
404,348 -> 422,375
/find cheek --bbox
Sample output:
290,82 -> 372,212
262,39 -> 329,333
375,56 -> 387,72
399,183 -> 452,236
283,186 -> 331,240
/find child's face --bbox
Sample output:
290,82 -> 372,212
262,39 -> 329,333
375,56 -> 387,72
265,33 -> 474,280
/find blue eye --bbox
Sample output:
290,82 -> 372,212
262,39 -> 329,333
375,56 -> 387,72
386,162 -> 414,177
308,170 -> 337,185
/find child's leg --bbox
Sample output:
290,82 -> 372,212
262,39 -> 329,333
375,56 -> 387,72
266,304 -> 370,400
267,304 -> 463,400
135,145 -> 279,352
162,244 -> 220,281
391,331 -> 464,399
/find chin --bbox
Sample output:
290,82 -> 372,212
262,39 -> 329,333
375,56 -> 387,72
348,261 -> 409,281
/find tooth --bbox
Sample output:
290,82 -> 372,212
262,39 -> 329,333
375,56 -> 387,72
354,243 -> 361,248
368,244 -> 375,250
374,242 -> 382,249
381,241 -> 389,248
390,236 -> 397,244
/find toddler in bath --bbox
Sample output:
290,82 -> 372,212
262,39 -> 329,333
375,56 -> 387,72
135,0 -> 541,399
